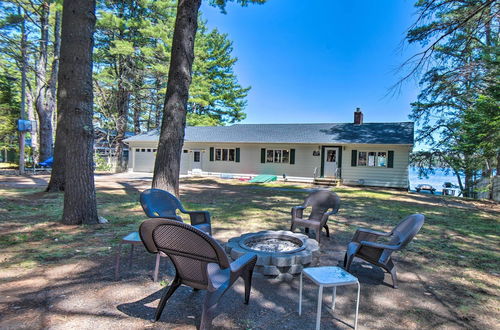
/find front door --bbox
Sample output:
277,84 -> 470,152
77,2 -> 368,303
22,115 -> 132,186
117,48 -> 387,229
323,147 -> 339,177
192,151 -> 202,171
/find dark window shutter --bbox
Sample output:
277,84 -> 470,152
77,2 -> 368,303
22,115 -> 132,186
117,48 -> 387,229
388,150 -> 394,168
261,148 -> 266,163
209,147 -> 214,161
290,149 -> 295,164
351,150 -> 357,166
235,148 -> 240,162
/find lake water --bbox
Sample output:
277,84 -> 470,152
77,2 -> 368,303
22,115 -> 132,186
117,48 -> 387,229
409,167 -> 463,195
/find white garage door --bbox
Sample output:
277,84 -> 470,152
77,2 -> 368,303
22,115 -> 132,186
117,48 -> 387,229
133,147 -> 155,172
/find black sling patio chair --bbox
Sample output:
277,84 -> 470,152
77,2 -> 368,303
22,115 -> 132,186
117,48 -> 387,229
343,214 -> 425,288
290,190 -> 341,242
140,188 -> 212,235
140,218 -> 258,329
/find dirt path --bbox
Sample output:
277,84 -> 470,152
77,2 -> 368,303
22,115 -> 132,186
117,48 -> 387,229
0,172 -> 154,189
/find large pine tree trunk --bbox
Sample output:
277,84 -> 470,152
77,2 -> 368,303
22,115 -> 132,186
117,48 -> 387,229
152,0 -> 202,196
34,2 -> 62,163
46,107 -> 67,192
37,112 -> 53,161
114,85 -> 130,172
46,10 -> 62,131
35,0 -> 52,162
154,76 -> 163,128
19,7 -> 28,174
59,0 -> 98,225
27,92 -> 38,162
133,78 -> 143,134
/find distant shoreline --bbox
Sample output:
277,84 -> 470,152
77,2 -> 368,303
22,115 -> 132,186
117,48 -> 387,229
409,167 -> 463,195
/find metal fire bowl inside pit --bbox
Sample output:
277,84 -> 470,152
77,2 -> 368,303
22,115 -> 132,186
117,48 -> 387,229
225,230 -> 320,276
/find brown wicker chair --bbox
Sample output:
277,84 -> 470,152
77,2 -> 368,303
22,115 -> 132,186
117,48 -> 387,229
290,190 -> 341,242
140,218 -> 257,329
343,214 -> 425,288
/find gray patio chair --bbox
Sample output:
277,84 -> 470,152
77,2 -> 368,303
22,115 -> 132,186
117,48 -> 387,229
140,218 -> 257,329
140,188 -> 212,235
343,214 -> 425,288
290,190 -> 341,242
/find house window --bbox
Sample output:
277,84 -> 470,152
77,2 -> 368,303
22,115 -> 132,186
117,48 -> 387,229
193,151 -> 200,162
377,152 -> 387,166
147,149 -> 151,152
282,150 -> 290,163
326,150 -> 336,162
215,148 -> 235,162
368,152 -> 376,166
358,151 -> 387,167
267,150 -> 274,162
266,149 -> 290,163
136,148 -> 140,152
141,149 -> 146,152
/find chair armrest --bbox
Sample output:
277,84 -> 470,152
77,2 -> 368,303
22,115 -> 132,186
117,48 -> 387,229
184,210 -> 211,226
325,209 -> 339,216
230,253 -> 257,275
360,241 -> 399,250
291,205 -> 306,220
356,228 -> 391,236
352,227 -> 391,243
150,215 -> 183,221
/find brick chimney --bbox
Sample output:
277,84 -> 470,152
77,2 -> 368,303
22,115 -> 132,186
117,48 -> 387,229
354,107 -> 363,125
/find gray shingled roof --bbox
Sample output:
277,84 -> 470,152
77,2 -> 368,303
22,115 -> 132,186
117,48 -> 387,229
123,122 -> 414,145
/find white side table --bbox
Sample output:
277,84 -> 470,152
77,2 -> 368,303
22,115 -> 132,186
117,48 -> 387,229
299,266 -> 360,330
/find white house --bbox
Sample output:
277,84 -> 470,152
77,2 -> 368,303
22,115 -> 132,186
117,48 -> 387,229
123,109 -> 414,189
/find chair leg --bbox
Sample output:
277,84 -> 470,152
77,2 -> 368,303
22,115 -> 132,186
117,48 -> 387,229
200,288 -> 226,330
386,259 -> 398,289
315,229 -> 321,243
345,255 -> 355,271
290,222 -> 295,232
243,267 -> 255,304
155,275 -> 181,322
154,253 -> 161,282
390,267 -> 398,289
114,243 -> 122,281
323,224 -> 330,237
129,244 -> 134,268
344,243 -> 360,271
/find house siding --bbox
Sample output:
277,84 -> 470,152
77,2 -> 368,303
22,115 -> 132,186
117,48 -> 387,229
126,141 -> 411,188
341,144 -> 411,188
183,143 -> 321,178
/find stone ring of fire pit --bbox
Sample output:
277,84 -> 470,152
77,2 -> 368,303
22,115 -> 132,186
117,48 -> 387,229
225,230 -> 320,276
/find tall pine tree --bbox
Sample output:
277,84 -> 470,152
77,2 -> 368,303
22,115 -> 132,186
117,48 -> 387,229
405,0 -> 498,196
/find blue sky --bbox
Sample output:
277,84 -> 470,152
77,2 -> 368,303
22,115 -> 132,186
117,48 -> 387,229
201,0 -> 421,124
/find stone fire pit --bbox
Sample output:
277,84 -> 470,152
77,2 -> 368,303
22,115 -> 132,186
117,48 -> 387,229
225,230 -> 320,276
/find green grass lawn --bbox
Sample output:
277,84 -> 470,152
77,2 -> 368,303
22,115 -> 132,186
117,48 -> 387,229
0,177 -> 499,326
